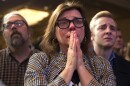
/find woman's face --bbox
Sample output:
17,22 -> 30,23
55,9 -> 85,49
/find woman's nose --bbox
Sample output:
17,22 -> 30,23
69,22 -> 75,30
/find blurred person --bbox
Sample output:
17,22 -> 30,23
125,41 -> 130,61
113,29 -> 125,56
24,2 -> 116,86
90,10 -> 130,86
0,11 -> 40,86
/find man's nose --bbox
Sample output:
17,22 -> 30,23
10,24 -> 17,30
105,27 -> 112,34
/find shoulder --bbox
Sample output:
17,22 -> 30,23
90,55 -> 110,65
0,48 -> 8,66
26,52 -> 50,72
114,53 -> 130,69
0,48 -> 7,57
0,48 -> 6,53
29,52 -> 49,64
87,49 -> 110,65
31,52 -> 48,59
88,55 -> 113,73
87,55 -> 115,79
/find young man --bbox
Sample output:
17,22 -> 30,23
0,11 -> 40,86
90,10 -> 130,86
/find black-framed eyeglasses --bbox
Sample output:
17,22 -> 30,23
56,18 -> 85,29
2,20 -> 26,30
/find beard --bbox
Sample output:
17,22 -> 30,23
10,31 -> 25,48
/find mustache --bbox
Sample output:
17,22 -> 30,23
11,31 -> 22,38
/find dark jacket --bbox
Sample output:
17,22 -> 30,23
113,53 -> 130,86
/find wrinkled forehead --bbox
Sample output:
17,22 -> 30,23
3,14 -> 24,24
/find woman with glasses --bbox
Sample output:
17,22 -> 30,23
24,2 -> 116,86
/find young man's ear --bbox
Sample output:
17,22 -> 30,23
91,32 -> 94,41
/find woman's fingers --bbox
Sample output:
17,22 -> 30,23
66,31 -> 77,70
75,33 -> 84,69
69,31 -> 74,50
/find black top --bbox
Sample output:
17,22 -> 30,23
113,53 -> 130,86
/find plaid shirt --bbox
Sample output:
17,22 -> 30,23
0,47 -> 40,86
24,51 -> 116,86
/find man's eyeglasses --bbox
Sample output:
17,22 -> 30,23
2,20 -> 26,30
56,18 -> 85,29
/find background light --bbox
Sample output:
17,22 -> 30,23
18,8 -> 49,26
